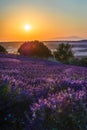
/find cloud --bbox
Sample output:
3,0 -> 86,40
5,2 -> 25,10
50,36 -> 83,41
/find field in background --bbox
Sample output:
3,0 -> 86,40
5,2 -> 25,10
0,40 -> 87,57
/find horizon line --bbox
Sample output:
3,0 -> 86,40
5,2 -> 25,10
0,39 -> 87,43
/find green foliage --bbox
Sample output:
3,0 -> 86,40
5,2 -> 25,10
18,40 -> 52,58
79,58 -> 87,67
0,81 -> 10,96
68,57 -> 87,67
0,81 -> 31,130
35,100 -> 87,130
0,45 -> 7,53
54,43 -> 74,63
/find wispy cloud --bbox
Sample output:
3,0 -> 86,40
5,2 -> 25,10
50,36 -> 83,41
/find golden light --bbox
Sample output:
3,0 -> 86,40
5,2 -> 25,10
24,24 -> 32,31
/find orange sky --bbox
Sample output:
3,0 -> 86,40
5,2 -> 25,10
0,0 -> 87,41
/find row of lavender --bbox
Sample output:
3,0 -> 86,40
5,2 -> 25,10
0,54 -> 87,129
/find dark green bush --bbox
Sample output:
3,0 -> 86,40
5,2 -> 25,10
53,43 -> 74,63
68,57 -> 87,67
0,45 -> 7,53
0,81 -> 31,130
18,40 -> 52,58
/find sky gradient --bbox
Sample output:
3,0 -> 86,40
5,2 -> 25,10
0,0 -> 87,41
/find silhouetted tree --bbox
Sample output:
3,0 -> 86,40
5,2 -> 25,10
54,43 -> 74,63
18,40 -> 52,58
0,45 -> 7,53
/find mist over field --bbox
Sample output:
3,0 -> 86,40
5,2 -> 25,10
0,40 -> 87,57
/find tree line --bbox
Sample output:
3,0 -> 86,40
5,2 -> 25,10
0,41 -> 87,66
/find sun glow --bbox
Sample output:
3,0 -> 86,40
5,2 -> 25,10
24,24 -> 32,31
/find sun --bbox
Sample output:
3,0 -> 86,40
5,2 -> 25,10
24,24 -> 32,31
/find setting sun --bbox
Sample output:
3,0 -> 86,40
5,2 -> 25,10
24,24 -> 32,31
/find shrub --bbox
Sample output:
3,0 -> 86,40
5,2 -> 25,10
54,43 -> 74,63
31,92 -> 87,130
0,45 -> 7,53
18,40 -> 52,58
0,80 -> 31,130
68,57 -> 87,67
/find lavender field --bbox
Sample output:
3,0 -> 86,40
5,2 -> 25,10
0,54 -> 87,130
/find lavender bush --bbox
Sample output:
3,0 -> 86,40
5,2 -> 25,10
0,54 -> 87,130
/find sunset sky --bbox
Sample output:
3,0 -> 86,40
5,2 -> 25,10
0,0 -> 87,41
